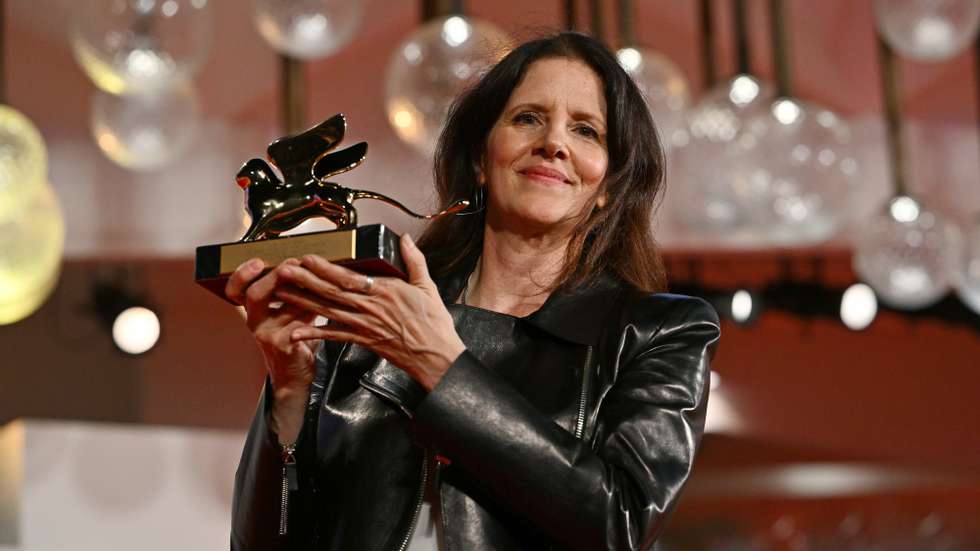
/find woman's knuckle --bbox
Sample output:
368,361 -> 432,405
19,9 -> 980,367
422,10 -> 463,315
245,290 -> 259,305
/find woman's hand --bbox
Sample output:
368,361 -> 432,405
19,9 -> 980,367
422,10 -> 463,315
225,257 -> 319,444
274,234 -> 465,391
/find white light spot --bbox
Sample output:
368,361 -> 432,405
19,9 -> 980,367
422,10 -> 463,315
914,16 -> 955,56
451,61 -> 472,80
616,47 -> 642,72
772,98 -> 802,125
816,110 -> 838,128
729,75 -> 760,106
731,289 -> 753,323
403,42 -> 422,64
441,16 -> 471,48
134,0 -> 155,15
840,283 -> 877,331
161,0 -> 178,17
710,371 -> 722,391
818,148 -> 836,166
295,13 -> 328,40
791,144 -> 811,163
890,196 -> 920,223
112,306 -> 161,355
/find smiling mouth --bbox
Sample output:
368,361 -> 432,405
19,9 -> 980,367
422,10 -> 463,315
520,168 -> 570,185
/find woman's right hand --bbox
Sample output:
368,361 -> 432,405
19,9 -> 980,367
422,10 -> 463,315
226,257 -> 317,444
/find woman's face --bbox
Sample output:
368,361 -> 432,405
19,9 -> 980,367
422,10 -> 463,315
481,57 -> 609,236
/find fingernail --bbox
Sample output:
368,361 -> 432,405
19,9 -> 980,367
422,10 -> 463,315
247,259 -> 264,271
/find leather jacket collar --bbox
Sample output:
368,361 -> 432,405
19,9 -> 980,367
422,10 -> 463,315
435,261 -> 625,346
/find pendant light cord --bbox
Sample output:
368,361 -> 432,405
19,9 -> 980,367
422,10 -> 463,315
877,34 -> 908,197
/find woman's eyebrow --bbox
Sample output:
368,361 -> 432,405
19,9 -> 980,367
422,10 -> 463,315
505,102 -> 547,114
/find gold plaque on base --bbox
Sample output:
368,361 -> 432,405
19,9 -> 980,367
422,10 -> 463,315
195,224 -> 405,302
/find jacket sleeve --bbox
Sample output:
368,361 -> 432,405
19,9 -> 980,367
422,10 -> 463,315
230,341 -> 337,550
413,295 -> 720,550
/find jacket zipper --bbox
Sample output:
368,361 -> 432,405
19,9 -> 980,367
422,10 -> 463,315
396,450 -> 429,551
574,345 -> 594,439
279,443 -> 298,536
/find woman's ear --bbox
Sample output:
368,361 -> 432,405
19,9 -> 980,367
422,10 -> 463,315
596,192 -> 608,209
475,159 -> 486,186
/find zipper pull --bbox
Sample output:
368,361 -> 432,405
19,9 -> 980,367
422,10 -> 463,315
279,443 -> 297,536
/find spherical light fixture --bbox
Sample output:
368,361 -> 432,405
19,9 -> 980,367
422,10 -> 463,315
616,46 -> 690,150
0,184 -> 65,325
384,15 -> 512,157
874,0 -> 980,62
728,98 -> 859,245
90,84 -> 200,171
0,104 -> 48,221
670,75 -> 774,236
853,195 -> 960,310
252,0 -> 363,60
952,218 -> 980,315
70,0 -> 213,94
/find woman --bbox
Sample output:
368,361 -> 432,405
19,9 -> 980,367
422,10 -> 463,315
229,32 -> 719,551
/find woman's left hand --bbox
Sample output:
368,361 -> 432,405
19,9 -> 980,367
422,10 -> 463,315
274,234 -> 465,391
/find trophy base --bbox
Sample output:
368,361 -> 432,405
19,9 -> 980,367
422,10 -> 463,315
195,223 -> 406,302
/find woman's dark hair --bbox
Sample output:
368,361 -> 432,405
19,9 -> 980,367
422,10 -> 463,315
416,31 -> 667,293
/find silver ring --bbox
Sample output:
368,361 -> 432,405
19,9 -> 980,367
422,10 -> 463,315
362,275 -> 375,293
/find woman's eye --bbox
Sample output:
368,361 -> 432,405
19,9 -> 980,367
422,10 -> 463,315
575,125 -> 600,140
513,112 -> 539,124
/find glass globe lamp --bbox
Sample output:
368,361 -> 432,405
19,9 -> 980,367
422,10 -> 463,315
874,0 -> 980,61
0,183 -> 65,325
70,0 -> 213,94
669,74 -> 773,236
90,84 -> 201,171
0,105 -> 47,221
853,195 -> 960,310
616,47 -> 690,150
953,217 -> 980,315
728,98 -> 859,245
252,0 -> 363,60
384,15 -> 512,157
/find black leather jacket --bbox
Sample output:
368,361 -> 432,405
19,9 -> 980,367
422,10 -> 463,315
231,271 -> 720,551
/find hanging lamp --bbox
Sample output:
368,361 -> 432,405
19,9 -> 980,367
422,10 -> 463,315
383,0 -> 512,157
852,33 -> 961,310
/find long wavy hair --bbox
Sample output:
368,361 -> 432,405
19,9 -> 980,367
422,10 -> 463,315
416,31 -> 667,293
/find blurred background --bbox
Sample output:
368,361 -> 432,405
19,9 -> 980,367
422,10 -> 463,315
0,0 -> 978,549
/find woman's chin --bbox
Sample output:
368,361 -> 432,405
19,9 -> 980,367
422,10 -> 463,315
493,209 -> 580,236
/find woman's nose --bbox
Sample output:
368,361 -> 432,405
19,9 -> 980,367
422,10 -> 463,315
535,124 -> 568,160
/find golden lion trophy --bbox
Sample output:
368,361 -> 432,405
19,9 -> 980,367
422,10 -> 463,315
195,114 -> 470,301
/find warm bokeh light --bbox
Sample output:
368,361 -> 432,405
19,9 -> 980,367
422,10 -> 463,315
0,184 -> 65,325
112,306 -> 161,355
731,289 -> 754,324
0,105 -> 48,221
840,283 -> 878,331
